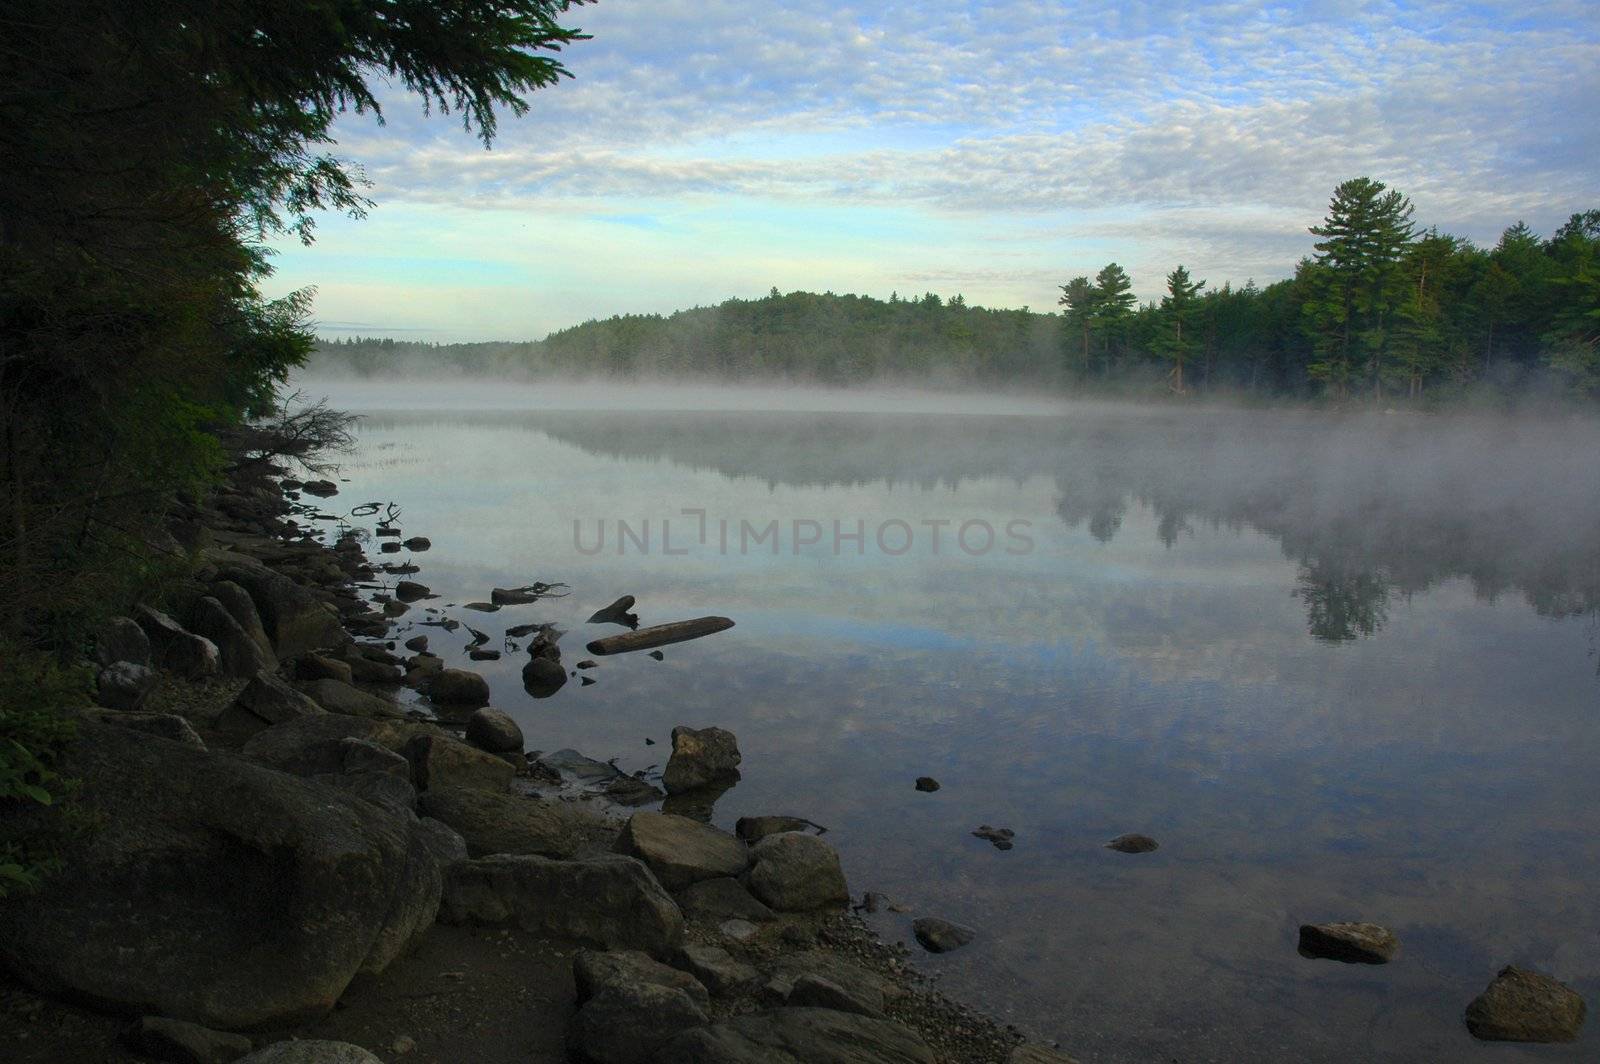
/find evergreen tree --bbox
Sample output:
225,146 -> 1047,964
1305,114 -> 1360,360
1302,177 -> 1415,399
1057,276 -> 1099,375
1091,263 -> 1136,374
1158,265 -> 1206,393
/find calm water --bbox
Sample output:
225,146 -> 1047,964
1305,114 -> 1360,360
311,382 -> 1599,1063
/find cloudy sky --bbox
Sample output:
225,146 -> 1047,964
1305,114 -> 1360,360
264,0 -> 1600,342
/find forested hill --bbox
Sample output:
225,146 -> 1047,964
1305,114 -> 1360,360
315,186 -> 1600,402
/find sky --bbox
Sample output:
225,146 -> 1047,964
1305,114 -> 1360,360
263,0 -> 1600,343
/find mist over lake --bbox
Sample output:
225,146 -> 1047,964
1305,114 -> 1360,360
307,379 -> 1600,1064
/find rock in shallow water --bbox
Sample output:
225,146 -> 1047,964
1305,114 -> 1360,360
1106,833 -> 1158,854
1464,966 -> 1586,1043
464,706 -> 523,753
662,724 -> 741,794
912,917 -> 976,953
1297,922 -> 1398,964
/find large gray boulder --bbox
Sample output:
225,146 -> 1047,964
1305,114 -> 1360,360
440,854 -> 683,956
134,605 -> 220,679
300,678 -> 404,719
404,733 -> 516,793
464,707 -> 524,754
218,671 -> 325,743
94,616 -> 151,668
189,596 -> 274,679
571,981 -> 709,1064
209,579 -> 274,659
417,786 -> 603,858
744,833 -> 849,912
209,553 -> 346,659
241,715 -> 444,774
615,811 -> 749,891
662,725 -> 741,794
650,1007 -> 936,1063
95,662 -> 157,711
1464,966 -> 1586,1043
0,723 -> 440,1029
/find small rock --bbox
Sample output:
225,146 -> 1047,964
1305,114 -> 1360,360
395,581 -> 431,603
403,635 -> 428,652
914,777 -> 940,792
735,815 -> 816,843
787,973 -> 885,1018
122,1014 -> 253,1064
87,709 -> 205,748
300,678 -> 404,719
568,980 -> 708,1064
95,662 -> 158,711
297,653 -> 354,685
1106,833 -> 1158,854
574,949 -> 710,1009
468,648 -> 501,661
218,671 -> 324,741
675,877 -> 776,925
972,825 -> 1015,850
577,660 -> 599,670
299,480 -> 339,497
912,917 -> 975,953
522,656 -> 567,698
1298,922 -> 1398,964
237,1042 -> 381,1063
662,725 -> 741,794
382,600 -> 410,618
1464,966 -> 1586,1043
675,943 -> 760,996
588,595 -> 639,628
719,919 -> 760,943
648,650 -> 664,661
580,674 -> 596,685
463,601 -> 500,612
390,1035 -> 415,1055
402,537 -> 431,552
134,605 -> 220,679
491,586 -> 548,605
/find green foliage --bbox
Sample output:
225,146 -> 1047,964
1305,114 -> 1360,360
1157,265 -> 1206,393
0,644 -> 87,896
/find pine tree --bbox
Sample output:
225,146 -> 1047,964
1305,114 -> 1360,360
1091,263 -> 1136,375
1057,276 -> 1099,375
1158,265 -> 1206,393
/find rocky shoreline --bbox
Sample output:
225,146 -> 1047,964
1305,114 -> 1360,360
0,449 -> 1071,1063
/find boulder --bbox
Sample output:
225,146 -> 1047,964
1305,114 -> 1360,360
241,715 -> 444,774
238,1041 -> 381,1063
300,678 -> 405,719
315,770 -> 417,819
297,653 -> 354,685
217,671 -> 325,743
913,777 -> 939,793
650,1007 -> 936,1064
766,953 -> 897,1012
616,811 -> 749,891
134,606 -> 220,679
1297,922 -> 1398,964
209,580 -> 274,658
299,480 -> 339,498
744,833 -> 849,912
426,668 -> 490,708
464,707 -> 524,754
94,616 -> 151,668
674,943 -> 758,996
0,723 -> 440,1029
403,635 -> 428,652
569,981 -> 708,1064
440,854 -> 683,955
85,708 -> 205,748
416,786 -> 603,858
394,581 -> 431,603
210,555 -> 346,659
402,537 -> 431,552
338,646 -> 403,685
735,816 -> 815,843
574,949 -> 710,1009
414,817 -> 470,872
404,734 -> 516,793
189,596 -> 273,679
122,1015 -> 253,1063
95,662 -> 157,711
662,725 -> 741,794
911,917 -> 975,954
675,877 -> 775,925
787,974 -> 884,1018
1464,966 -> 1586,1043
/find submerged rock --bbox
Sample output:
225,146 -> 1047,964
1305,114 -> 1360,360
735,815 -> 818,843
1464,966 -> 1586,1043
1106,833 -> 1158,854
1298,922 -> 1398,964
912,917 -> 976,954
972,825 -> 1014,850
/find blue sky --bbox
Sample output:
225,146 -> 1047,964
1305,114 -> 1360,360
264,0 -> 1600,342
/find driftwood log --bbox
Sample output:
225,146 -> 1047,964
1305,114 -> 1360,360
585,616 -> 734,656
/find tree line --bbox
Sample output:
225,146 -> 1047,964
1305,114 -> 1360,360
318,178 -> 1599,403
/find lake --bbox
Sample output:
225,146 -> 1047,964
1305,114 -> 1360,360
305,380 -> 1599,1063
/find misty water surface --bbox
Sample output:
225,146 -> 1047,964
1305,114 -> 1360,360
308,381 -> 1599,1064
